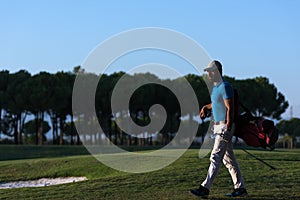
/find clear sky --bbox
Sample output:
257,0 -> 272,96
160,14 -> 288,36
1,0 -> 299,118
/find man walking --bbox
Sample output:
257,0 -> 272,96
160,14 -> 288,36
190,60 -> 247,198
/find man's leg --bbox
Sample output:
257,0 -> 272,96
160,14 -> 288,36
201,134 -> 228,189
222,142 -> 245,189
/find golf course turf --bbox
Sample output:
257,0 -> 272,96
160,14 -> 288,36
0,145 -> 299,199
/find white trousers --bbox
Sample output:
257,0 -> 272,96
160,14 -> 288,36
201,124 -> 245,190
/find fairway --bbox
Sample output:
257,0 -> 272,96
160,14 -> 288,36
0,146 -> 300,199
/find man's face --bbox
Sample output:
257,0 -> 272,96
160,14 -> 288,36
207,69 -> 222,83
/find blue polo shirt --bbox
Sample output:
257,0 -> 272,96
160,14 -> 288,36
211,80 -> 234,123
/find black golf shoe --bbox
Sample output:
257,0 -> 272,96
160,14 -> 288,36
190,185 -> 209,198
225,188 -> 248,197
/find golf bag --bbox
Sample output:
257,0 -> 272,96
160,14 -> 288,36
233,90 -> 279,150
234,112 -> 279,149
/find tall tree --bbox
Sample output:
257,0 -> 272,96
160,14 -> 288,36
0,67 -> 289,147
0,70 -> 10,139
231,77 -> 288,120
51,71 -> 75,145
5,70 -> 31,144
25,72 -> 54,145
23,119 -> 50,144
277,118 -> 300,138
185,74 -> 210,142
276,118 -> 300,148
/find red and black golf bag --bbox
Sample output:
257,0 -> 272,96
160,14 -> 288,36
233,90 -> 279,150
234,112 -> 279,149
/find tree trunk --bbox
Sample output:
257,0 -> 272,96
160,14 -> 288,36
119,129 -> 123,145
77,133 -> 81,145
108,117 -> 112,143
71,133 -> 74,145
127,134 -> 132,146
70,115 -> 74,145
55,116 -> 59,144
142,132 -> 145,146
59,118 -> 64,145
76,116 -> 81,145
13,117 -> 18,144
38,126 -> 43,145
113,121 -> 118,145
38,112 -> 44,145
17,112 -> 27,145
0,108 -> 2,140
52,120 -> 56,144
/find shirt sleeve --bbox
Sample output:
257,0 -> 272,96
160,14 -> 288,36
222,82 -> 234,99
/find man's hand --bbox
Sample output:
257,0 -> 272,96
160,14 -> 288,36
200,107 -> 207,120
200,105 -> 212,120
220,125 -> 233,142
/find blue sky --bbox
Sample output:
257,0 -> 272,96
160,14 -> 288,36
1,0 -> 299,118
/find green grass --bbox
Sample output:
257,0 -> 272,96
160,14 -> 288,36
0,146 -> 300,199
0,145 -> 90,161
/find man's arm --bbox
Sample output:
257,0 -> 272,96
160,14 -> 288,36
224,98 -> 234,130
200,103 -> 212,119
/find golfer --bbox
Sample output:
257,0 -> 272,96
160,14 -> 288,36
191,60 -> 248,198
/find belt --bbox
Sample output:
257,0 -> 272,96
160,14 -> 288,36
215,121 -> 226,125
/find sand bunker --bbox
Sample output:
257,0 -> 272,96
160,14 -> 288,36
0,177 -> 87,189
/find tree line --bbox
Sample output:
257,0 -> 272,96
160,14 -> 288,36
0,67 -> 291,146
